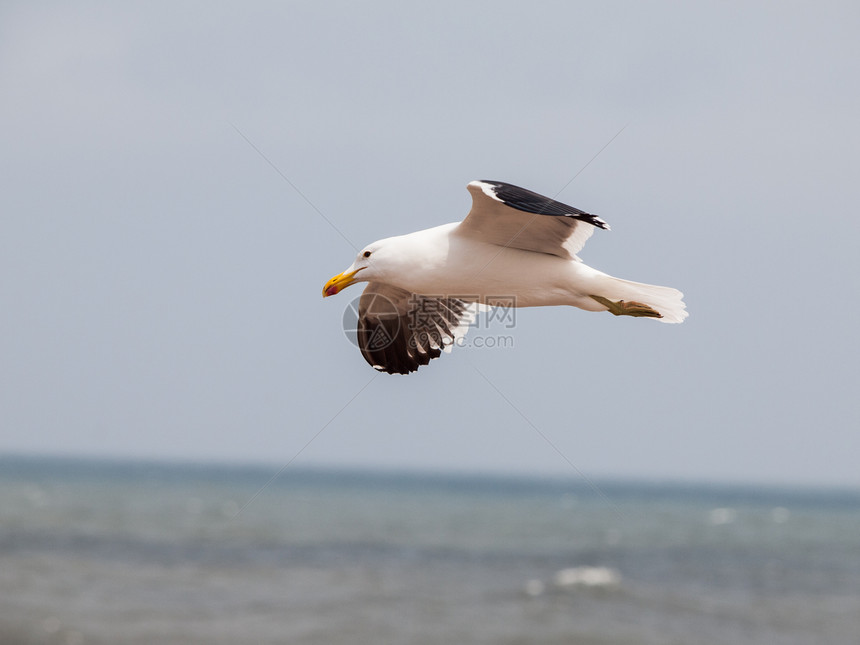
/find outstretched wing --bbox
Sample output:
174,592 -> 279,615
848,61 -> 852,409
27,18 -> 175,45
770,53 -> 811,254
357,283 -> 476,375
458,180 -> 609,261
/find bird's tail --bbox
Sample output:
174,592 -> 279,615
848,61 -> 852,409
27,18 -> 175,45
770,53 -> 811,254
589,275 -> 688,323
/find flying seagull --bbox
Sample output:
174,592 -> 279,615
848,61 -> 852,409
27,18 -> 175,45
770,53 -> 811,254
323,180 -> 687,374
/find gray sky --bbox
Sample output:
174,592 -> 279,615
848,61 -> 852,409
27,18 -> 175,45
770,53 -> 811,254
2,1 -> 859,487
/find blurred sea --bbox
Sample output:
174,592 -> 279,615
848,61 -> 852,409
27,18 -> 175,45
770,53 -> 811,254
1,456 -> 859,645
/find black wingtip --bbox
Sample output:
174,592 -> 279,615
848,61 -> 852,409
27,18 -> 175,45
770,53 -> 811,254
479,180 -> 610,230
588,214 -> 611,231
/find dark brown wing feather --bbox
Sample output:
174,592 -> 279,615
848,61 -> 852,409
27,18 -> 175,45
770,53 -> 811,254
357,283 -> 473,375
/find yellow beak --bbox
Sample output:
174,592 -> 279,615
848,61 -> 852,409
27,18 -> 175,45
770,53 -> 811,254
322,268 -> 363,297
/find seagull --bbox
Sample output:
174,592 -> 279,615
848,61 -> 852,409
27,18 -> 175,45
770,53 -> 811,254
323,180 -> 687,374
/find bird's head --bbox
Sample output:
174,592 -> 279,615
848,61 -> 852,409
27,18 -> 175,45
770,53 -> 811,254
322,243 -> 382,297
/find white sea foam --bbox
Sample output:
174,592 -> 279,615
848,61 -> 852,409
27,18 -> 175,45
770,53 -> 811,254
552,566 -> 622,589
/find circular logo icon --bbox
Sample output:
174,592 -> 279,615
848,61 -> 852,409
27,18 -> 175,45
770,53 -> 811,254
341,293 -> 401,350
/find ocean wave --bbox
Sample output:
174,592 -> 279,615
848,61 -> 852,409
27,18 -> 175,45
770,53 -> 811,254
524,566 -> 622,596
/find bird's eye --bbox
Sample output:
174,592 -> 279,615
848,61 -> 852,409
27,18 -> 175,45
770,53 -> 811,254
363,251 -> 372,258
